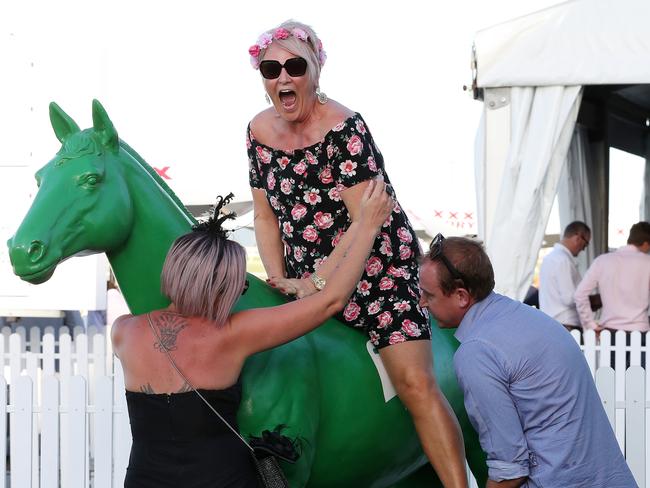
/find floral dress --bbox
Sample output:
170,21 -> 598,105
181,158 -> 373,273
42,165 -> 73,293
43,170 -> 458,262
247,113 -> 430,348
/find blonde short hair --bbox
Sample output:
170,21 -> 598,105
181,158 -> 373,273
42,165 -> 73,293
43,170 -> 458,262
161,232 -> 246,325
259,20 -> 323,88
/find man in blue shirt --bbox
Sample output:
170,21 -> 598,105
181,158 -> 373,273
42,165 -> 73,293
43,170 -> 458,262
418,235 -> 636,488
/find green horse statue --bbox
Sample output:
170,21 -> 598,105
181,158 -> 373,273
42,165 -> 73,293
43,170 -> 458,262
8,100 -> 486,487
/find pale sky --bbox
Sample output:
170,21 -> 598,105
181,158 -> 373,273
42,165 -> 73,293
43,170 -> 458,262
1,0 -> 563,234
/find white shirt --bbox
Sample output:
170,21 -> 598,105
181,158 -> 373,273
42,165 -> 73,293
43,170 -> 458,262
575,245 -> 650,331
539,243 -> 581,325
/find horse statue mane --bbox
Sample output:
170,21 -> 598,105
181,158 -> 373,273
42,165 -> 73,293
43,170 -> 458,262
8,99 -> 486,487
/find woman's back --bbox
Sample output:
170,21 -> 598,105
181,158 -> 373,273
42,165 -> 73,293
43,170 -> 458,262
114,310 -> 245,393
114,311 -> 258,488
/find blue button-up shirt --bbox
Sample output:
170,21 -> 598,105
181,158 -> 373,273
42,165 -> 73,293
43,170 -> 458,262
454,292 -> 636,487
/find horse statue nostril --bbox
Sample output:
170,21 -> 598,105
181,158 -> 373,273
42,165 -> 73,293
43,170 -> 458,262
28,240 -> 46,263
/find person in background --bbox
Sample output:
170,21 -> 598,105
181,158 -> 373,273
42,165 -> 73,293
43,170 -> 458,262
538,221 -> 590,330
246,20 -> 467,486
575,221 -> 650,333
111,183 -> 392,488
419,234 -> 637,488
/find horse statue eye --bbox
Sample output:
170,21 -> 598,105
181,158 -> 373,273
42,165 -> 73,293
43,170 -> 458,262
82,174 -> 100,188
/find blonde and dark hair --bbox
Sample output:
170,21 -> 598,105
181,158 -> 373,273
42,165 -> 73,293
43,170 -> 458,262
259,20 -> 323,87
161,232 -> 246,325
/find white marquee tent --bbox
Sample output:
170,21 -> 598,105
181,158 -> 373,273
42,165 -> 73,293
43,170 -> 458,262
472,0 -> 650,300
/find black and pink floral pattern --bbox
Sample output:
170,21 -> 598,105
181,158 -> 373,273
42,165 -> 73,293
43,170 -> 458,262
247,113 -> 430,348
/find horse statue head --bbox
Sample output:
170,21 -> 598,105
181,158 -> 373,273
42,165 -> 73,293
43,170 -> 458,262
8,99 -> 192,311
9,100 -> 132,282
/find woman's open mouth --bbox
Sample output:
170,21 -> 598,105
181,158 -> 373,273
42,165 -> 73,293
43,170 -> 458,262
279,90 -> 297,110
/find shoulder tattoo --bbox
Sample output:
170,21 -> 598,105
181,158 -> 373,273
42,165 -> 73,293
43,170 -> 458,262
152,312 -> 187,352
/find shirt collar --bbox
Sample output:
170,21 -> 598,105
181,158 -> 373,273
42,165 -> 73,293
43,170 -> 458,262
454,291 -> 498,343
618,244 -> 642,254
554,242 -> 574,258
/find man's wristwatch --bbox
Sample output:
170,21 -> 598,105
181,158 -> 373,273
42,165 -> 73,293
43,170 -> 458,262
310,273 -> 326,291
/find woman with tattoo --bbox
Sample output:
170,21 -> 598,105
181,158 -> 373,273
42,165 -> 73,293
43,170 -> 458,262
111,178 -> 392,488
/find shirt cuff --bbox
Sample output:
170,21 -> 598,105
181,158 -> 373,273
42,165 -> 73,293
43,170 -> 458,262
487,459 -> 530,482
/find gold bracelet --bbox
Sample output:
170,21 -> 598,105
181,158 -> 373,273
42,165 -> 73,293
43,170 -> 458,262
310,272 -> 326,291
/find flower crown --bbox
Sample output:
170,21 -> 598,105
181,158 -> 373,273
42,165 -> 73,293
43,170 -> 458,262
248,27 -> 327,70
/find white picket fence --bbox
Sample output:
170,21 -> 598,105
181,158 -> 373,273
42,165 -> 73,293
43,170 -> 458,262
570,329 -> 649,487
0,325 -> 131,488
1,325 -> 649,487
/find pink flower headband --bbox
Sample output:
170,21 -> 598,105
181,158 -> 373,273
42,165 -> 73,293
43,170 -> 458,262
248,27 -> 327,70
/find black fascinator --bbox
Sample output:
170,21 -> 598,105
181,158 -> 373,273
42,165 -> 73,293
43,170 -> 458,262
192,193 -> 236,238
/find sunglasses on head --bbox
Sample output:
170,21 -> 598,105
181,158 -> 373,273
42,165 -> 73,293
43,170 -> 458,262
241,279 -> 249,296
259,57 -> 308,79
429,233 -> 466,286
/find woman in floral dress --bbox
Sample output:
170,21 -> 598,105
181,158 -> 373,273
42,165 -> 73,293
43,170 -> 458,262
246,20 -> 467,488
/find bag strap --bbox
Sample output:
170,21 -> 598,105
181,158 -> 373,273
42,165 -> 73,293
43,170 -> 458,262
146,312 -> 254,453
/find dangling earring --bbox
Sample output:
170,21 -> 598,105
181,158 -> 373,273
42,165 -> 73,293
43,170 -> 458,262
316,87 -> 328,105
265,93 -> 271,104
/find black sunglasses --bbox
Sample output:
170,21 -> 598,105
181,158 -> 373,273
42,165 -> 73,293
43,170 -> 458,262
429,234 -> 466,285
259,57 -> 308,79
241,279 -> 249,296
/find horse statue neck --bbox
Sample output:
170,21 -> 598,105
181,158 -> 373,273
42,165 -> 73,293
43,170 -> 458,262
109,141 -> 194,314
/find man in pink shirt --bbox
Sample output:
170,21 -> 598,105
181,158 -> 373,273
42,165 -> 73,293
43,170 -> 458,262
575,222 -> 650,332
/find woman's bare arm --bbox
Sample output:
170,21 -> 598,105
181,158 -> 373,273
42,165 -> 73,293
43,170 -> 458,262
110,314 -> 132,359
251,187 -> 286,278
268,179 -> 380,297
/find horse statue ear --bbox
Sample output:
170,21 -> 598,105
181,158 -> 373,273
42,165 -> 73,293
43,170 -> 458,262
91,99 -> 119,151
49,102 -> 80,143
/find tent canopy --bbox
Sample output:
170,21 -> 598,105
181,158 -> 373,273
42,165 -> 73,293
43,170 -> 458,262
472,0 -> 650,300
474,0 -> 650,88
